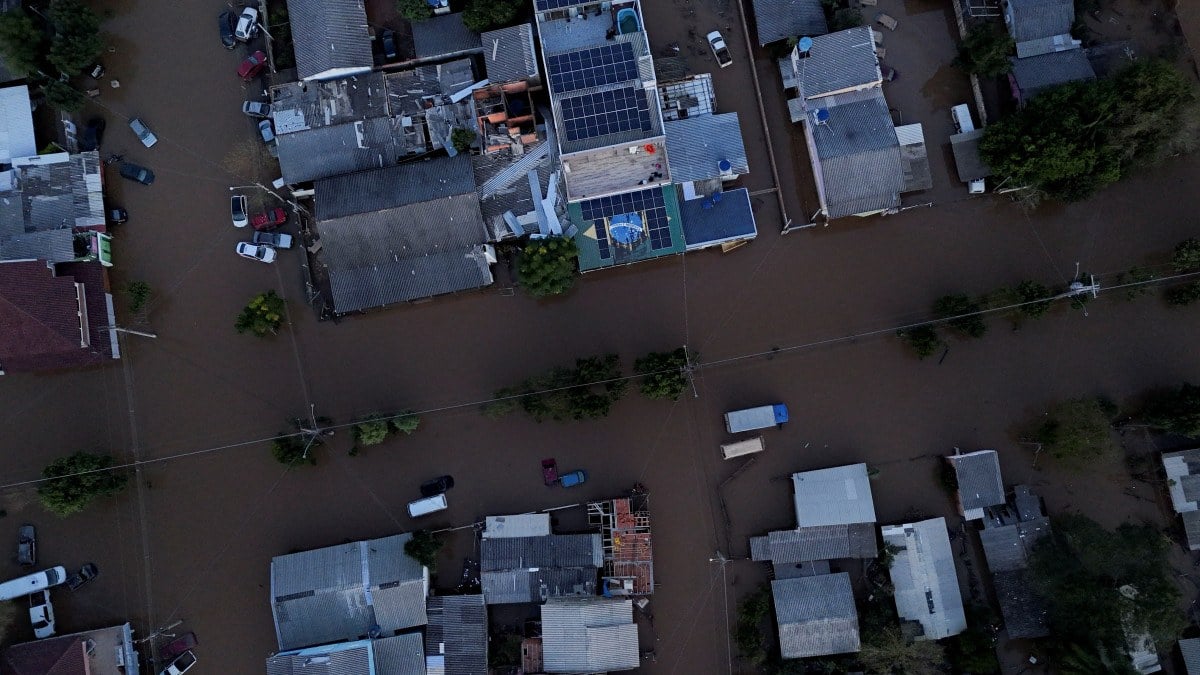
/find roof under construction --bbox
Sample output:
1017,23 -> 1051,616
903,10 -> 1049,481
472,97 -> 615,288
588,489 -> 654,595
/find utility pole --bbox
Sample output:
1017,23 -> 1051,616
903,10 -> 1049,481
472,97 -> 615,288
682,345 -> 699,399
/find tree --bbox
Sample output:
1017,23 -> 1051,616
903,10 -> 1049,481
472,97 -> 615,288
0,10 -> 47,77
1033,396 -> 1117,464
235,290 -> 286,336
40,78 -> 85,112
829,8 -> 863,31
37,451 -> 128,516
733,585 -> 772,665
353,418 -> 390,447
397,0 -> 432,22
634,348 -> 689,400
1143,383 -> 1200,437
270,435 -> 316,466
898,325 -> 942,359
858,626 -> 946,675
46,0 -> 105,75
1165,282 -> 1200,306
1173,238 -> 1200,272
461,0 -> 520,32
1013,280 -> 1053,318
499,354 -> 628,422
946,607 -> 1000,674
390,413 -> 419,435
404,530 -> 443,569
451,127 -> 476,153
517,236 -> 579,298
127,281 -> 151,313
934,294 -> 987,338
954,24 -> 1014,77
1030,515 -> 1185,664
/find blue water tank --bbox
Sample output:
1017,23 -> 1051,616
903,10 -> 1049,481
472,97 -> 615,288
798,36 -> 814,53
815,108 -> 830,123
718,159 -> 732,172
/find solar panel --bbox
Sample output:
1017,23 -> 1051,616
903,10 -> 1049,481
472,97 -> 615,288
560,87 -> 653,142
579,188 -> 673,253
535,0 -> 581,10
594,219 -> 612,259
547,43 -> 638,94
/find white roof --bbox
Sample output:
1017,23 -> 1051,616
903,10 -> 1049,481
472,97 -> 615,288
484,513 -> 552,538
0,85 -> 36,164
792,463 -> 877,527
881,518 -> 966,640
1162,450 -> 1200,513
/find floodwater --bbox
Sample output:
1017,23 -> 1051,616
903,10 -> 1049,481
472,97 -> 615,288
2,0 -> 1200,673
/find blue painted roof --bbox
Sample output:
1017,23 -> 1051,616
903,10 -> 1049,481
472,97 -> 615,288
679,187 -> 758,250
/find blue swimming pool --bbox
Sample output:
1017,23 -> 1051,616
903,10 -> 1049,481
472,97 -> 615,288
616,7 -> 639,35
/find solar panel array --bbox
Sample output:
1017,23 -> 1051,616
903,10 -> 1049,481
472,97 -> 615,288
535,0 -> 582,10
547,43 -> 638,94
581,188 -> 673,257
560,87 -> 653,142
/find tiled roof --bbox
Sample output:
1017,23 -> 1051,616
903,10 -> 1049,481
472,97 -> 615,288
413,14 -> 483,60
772,574 -> 861,658
287,0 -> 373,80
425,595 -> 488,674
882,518 -> 967,640
0,636 -> 86,675
1010,50 -> 1096,100
0,84 -> 36,162
949,450 -> 1006,513
664,113 -> 749,183
750,524 -> 879,562
1006,0 -> 1075,42
791,463 -> 878,527
540,597 -> 639,673
315,154 -> 477,220
0,260 -> 116,374
480,24 -> 539,83
752,0 -> 829,45
791,27 -> 880,99
993,569 -> 1050,638
809,90 -> 902,218
679,187 -> 758,250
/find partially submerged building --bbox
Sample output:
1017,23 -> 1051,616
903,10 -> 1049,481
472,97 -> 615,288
425,594 -> 488,674
587,491 -> 655,596
1161,449 -> 1200,550
771,573 -> 861,659
286,0 -> 373,81
978,485 -> 1051,639
0,152 -> 113,265
0,623 -> 139,675
1003,0 -> 1095,103
266,634 -> 425,675
948,449 -> 1005,520
881,517 -> 967,640
538,597 -> 640,673
1008,49 -> 1096,103
750,0 -> 829,46
480,513 -> 604,605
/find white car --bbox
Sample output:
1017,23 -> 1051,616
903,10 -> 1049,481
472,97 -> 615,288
707,30 -> 732,68
231,194 -> 248,228
29,590 -> 55,639
234,7 -> 259,42
236,242 -> 277,263
160,650 -> 198,675
129,117 -> 158,148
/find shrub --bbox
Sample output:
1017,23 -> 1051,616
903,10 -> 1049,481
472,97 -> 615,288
235,290 -> 286,336
37,452 -> 128,516
1173,238 -> 1200,272
517,236 -> 579,298
127,281 -> 151,313
451,127 -> 476,153
396,0 -> 431,22
1144,383 -> 1200,437
1013,280 -> 1053,318
954,24 -> 1015,77
899,325 -> 942,359
461,0 -> 520,32
271,436 -> 316,466
390,413 -> 419,435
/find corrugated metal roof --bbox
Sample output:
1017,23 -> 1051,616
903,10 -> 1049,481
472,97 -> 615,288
0,85 -> 36,163
679,186 -> 758,250
1006,0 -> 1075,42
287,0 -> 373,80
950,129 -> 991,182
1185,511 -> 1200,551
772,574 -> 861,658
1179,637 -> 1200,674
979,517 -> 1050,573
481,567 -> 598,604
950,450 -> 1006,513
483,514 -> 552,539
481,24 -> 539,83
373,632 -> 427,674
482,534 -> 603,570
751,0 -> 829,45
425,595 -> 488,674
772,559 -> 831,579
276,117 -> 404,184
1010,50 -> 1096,100
791,463 -> 878,527
265,640 -> 374,675
993,569 -> 1050,638
413,13 -> 484,60
540,597 -> 639,673
752,525 -> 879,562
808,91 -> 903,218
0,152 -> 106,262
791,27 -> 880,99
1162,450 -> 1200,512
664,113 -> 749,183
881,518 -> 967,640
315,155 -> 476,220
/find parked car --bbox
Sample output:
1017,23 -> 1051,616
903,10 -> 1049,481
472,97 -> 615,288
420,475 -> 455,497
238,51 -> 268,81
159,650 -> 198,675
28,590 -> 54,639
65,563 -> 98,591
162,632 -> 198,661
251,207 -> 286,231
230,195 -> 248,228
108,207 -> 128,224
234,7 -> 258,41
118,162 -> 155,186
242,100 -> 271,118
79,117 -> 105,151
559,470 -> 587,487
16,525 -> 35,567
380,29 -> 398,60
252,230 -> 293,249
257,119 -> 275,144
235,242 -> 277,263
88,62 -> 104,79
128,117 -> 158,148
218,11 -> 237,49
707,31 -> 732,68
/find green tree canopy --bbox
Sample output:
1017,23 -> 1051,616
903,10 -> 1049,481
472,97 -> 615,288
1034,396 -> 1117,464
390,413 -> 419,434
47,0 -> 105,75
1173,238 -> 1200,272
496,354 -> 628,422
235,290 -> 286,336
451,127 -> 476,153
0,10 -> 46,77
396,0 -> 432,22
859,625 -> 946,675
461,0 -> 520,32
404,530 -> 443,569
37,451 -> 128,516
934,294 -> 987,338
633,348 -> 689,400
518,236 -> 579,298
1165,282 -> 1200,306
981,59 -> 1196,201
1013,280 -> 1053,318
733,585 -> 772,665
954,24 -> 1014,77
40,78 -> 85,112
271,435 -> 316,466
898,325 -> 942,359
353,418 -> 390,447
1144,382 -> 1200,437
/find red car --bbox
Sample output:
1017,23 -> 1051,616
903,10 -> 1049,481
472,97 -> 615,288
238,51 -> 268,81
251,207 -> 286,231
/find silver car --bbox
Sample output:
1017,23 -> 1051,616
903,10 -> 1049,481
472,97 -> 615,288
129,117 -> 158,148
234,7 -> 258,41
230,195 -> 248,228
242,101 -> 271,118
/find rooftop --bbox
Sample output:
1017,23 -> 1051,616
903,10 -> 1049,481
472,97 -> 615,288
751,0 -> 829,46
0,151 -> 106,262
950,129 -> 991,182
992,569 -> 1050,639
664,113 -> 749,183
270,533 -> 429,651
679,187 -> 758,251
425,595 -> 488,675
750,523 -> 879,562
1006,0 -> 1075,43
588,494 -> 655,595
771,574 -> 861,659
483,513 -> 553,538
980,517 -> 1051,573
473,139 -> 560,240
540,597 -> 640,673
1010,49 -> 1097,101
314,154 -> 477,220
805,89 -> 903,218
569,185 -> 686,271
1179,637 -> 1200,675
895,123 -> 932,193
480,24 -> 540,84
791,463 -> 878,527
480,533 -> 603,604
782,27 -> 880,100
0,623 -> 137,675
1162,450 -> 1200,550
881,518 -> 967,640
560,136 -> 669,201
949,449 -> 1005,517
412,13 -> 483,61
266,635 -> 424,675
0,85 -> 36,163
287,0 -> 373,80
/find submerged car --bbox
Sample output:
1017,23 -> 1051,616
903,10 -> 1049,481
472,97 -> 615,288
129,117 -> 158,148
79,117 -> 105,151
257,119 -> 275,143
235,242 -> 277,263
420,475 -> 455,497
159,650 -> 198,675
16,525 -> 35,567
118,162 -> 155,185
559,470 -> 587,487
28,590 -> 55,639
252,230 -> 293,249
707,30 -> 732,68
218,11 -> 236,49
242,100 -> 271,118
230,194 -> 248,228
234,7 -> 258,41
238,51 -> 268,81
66,563 -> 98,591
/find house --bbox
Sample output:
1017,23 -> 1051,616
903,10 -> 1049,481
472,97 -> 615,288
948,449 -> 1005,519
1008,49 -> 1096,103
771,573 -> 861,659
266,634 -> 425,675
587,491 -> 655,596
480,24 -> 540,85
881,517 -> 967,640
1178,637 -> 1200,674
978,485 -> 1051,638
425,595 -> 488,674
0,623 -> 139,675
412,13 -> 484,62
751,0 -> 829,46
0,151 -> 112,264
270,533 -> 429,651
1161,449 -> 1200,550
540,597 -> 640,673
480,512 -> 603,605
678,187 -> 758,251
1004,0 -> 1080,57
663,113 -> 749,185
312,154 -> 495,312
286,0 -> 373,81
0,260 -> 119,374
0,84 -> 37,164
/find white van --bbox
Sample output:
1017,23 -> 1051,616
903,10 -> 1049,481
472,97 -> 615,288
0,566 -> 67,601
407,493 -> 448,518
721,436 -> 766,460
951,103 -> 987,194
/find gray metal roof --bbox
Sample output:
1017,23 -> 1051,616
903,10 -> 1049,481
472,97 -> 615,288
1185,511 -> 1200,551
993,569 -> 1050,639
881,518 -> 967,640
270,533 -> 428,651
265,640 -> 373,675
276,117 -> 405,184
1010,50 -> 1096,101
772,574 -> 861,659
1180,637 -> 1200,675
480,534 -> 602,604
1163,449 -> 1200,512
540,597 -> 640,673
664,113 -> 749,183
1007,0 -> 1075,42
373,632 -> 427,675
950,129 -> 991,182
287,0 -> 373,80
413,13 -> 483,60
949,450 -> 1005,513
0,85 -> 36,163
752,0 -> 829,46
750,524 -> 879,562
791,463 -> 878,527
315,155 -> 476,220
481,24 -> 539,83
791,27 -> 880,99
425,595 -> 488,674
979,516 -> 1050,573
808,90 -> 903,218
0,151 -> 106,263
679,187 -> 758,251
1012,484 -> 1045,521
772,559 -> 831,579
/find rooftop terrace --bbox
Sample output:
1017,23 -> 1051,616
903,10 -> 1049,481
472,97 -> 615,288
561,137 -> 668,201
